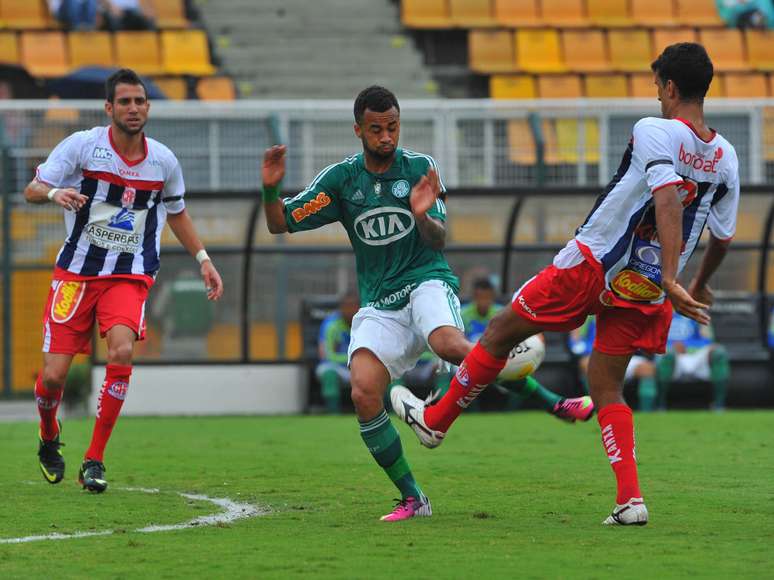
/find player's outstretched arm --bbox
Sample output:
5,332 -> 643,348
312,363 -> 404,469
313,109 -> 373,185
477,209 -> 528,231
262,145 -> 289,234
167,209 -> 224,301
688,234 -> 731,307
654,184 -> 709,324
410,169 -> 446,251
23,180 -> 88,212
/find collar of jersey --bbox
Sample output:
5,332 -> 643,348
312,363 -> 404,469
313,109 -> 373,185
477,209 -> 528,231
358,148 -> 404,180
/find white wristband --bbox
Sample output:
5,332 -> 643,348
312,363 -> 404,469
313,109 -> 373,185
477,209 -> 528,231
195,249 -> 210,264
47,188 -> 60,201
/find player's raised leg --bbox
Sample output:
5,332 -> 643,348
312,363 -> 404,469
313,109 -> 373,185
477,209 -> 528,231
36,353 -> 72,484
351,349 -> 431,521
81,323 -> 135,493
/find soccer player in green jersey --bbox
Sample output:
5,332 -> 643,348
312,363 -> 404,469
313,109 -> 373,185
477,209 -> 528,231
263,86 -> 469,521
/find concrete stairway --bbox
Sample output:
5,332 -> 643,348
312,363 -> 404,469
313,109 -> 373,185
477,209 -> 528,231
197,0 -> 437,99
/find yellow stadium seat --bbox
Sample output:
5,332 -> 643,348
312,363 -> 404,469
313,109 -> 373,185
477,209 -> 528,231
723,73 -> 769,98
699,29 -> 747,71
20,32 -> 69,78
608,29 -> 652,72
652,28 -> 698,56
537,74 -> 582,98
541,120 -> 561,165
115,31 -> 162,75
196,76 -> 236,100
507,119 -> 536,164
68,32 -> 114,69
515,29 -> 565,73
540,0 -> 588,28
763,108 -> 774,161
449,0 -> 495,26
586,0 -> 632,27
706,76 -> 724,97
561,30 -> 607,72
490,75 -> 536,98
154,77 -> 187,100
161,30 -> 215,75
494,0 -> 540,27
555,119 -> 600,163
0,0 -> 48,29
150,0 -> 188,28
630,73 -> 657,98
401,0 -> 451,28
0,32 -> 19,65
469,30 -> 514,73
585,74 -> 629,98
746,30 -> 774,71
631,0 -> 675,26
675,0 -> 723,26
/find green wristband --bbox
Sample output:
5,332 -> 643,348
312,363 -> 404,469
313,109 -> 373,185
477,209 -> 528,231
262,184 -> 280,203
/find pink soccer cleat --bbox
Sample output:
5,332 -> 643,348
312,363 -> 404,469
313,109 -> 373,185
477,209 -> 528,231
380,496 -> 433,522
552,396 -> 594,423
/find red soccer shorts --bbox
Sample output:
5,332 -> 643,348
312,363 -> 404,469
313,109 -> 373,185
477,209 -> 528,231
511,255 -> 673,355
42,277 -> 149,355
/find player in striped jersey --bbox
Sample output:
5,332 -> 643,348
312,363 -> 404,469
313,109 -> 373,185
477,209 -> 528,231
24,68 -> 223,492
393,43 -> 740,525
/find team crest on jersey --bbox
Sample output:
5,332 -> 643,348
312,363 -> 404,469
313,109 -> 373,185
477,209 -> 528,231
108,208 -> 136,231
121,187 -> 136,208
354,207 -> 415,246
51,281 -> 86,323
391,180 -> 410,198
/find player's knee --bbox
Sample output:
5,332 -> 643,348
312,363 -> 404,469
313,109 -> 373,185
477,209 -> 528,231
350,383 -> 379,413
107,341 -> 134,365
41,368 -> 66,392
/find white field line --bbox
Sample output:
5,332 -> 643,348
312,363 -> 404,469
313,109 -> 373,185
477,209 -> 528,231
0,487 -> 267,544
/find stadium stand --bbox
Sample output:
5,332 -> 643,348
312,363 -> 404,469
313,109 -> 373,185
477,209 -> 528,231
586,0 -> 631,27
151,0 -> 189,29
561,29 -> 608,72
469,29 -> 513,73
449,0 -> 496,27
698,28 -> 747,71
537,74 -> 582,98
153,76 -> 188,99
746,30 -> 774,71
160,29 -> 216,75
114,31 -> 162,75
490,74 -> 535,98
68,31 -> 114,69
401,0 -> 450,28
494,0 -> 540,27
674,0 -> 724,26
631,0 -> 676,27
515,29 -> 565,73
0,31 -> 19,65
541,0 -> 588,28
196,76 -> 236,100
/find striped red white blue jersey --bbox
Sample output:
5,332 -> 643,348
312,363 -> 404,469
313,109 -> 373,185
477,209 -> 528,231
554,117 -> 739,305
35,126 -> 185,283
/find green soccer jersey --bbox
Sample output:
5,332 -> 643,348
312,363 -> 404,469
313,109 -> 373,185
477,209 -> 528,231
283,148 -> 459,310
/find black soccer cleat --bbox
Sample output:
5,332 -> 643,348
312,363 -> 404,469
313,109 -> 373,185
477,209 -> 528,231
78,459 -> 108,493
38,422 -> 65,484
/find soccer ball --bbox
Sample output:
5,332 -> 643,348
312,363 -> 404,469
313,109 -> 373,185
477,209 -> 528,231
497,334 -> 545,381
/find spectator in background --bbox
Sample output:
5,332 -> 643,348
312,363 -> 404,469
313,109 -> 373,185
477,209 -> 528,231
716,0 -> 773,29
49,0 -> 98,30
656,311 -> 730,411
569,316 -> 659,411
315,292 -> 359,414
102,0 -> 155,31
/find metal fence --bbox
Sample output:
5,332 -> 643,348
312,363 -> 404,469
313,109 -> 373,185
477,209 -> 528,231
0,98 -> 772,193
1,98 -> 774,395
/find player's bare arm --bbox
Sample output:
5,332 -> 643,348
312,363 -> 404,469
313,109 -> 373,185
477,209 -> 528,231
23,180 -> 88,212
410,169 -> 446,251
262,144 -> 289,234
688,234 -> 731,307
166,209 -> 224,301
653,184 -> 709,324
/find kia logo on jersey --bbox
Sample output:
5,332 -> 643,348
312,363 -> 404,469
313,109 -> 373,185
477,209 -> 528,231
679,143 -> 723,173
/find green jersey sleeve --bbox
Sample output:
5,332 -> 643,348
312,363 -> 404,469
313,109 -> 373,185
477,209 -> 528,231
284,164 -> 343,232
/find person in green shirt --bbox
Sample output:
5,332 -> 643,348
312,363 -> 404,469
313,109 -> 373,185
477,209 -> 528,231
463,277 -> 593,418
315,292 -> 360,414
262,86 -> 472,522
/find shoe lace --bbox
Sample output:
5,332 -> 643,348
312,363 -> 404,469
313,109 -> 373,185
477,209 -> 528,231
84,460 -> 106,477
390,498 -> 411,511
39,439 -> 65,461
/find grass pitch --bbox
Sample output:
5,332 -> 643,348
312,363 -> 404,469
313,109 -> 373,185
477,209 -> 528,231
0,411 -> 772,579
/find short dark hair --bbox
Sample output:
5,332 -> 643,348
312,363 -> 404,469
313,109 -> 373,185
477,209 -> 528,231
354,86 -> 399,125
651,43 -> 713,102
472,277 -> 495,292
106,68 -> 147,103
